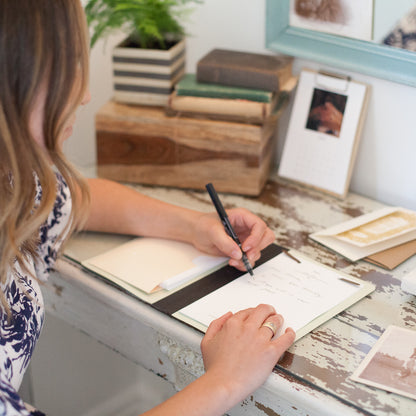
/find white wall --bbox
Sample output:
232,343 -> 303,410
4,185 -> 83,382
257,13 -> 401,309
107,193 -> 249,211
66,0 -> 416,210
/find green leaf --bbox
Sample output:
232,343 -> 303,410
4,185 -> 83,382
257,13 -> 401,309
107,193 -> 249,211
84,0 -> 202,49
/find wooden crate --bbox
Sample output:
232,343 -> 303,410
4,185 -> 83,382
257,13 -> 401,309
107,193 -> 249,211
95,101 -> 279,196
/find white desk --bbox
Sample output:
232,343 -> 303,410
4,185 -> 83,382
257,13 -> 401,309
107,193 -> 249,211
44,179 -> 416,416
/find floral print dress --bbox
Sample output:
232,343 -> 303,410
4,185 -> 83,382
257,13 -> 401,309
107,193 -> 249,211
0,173 -> 72,415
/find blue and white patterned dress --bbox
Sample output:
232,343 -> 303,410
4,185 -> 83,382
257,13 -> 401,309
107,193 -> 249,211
0,172 -> 72,415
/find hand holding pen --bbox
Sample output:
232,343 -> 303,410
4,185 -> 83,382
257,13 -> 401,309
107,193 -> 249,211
206,183 -> 254,276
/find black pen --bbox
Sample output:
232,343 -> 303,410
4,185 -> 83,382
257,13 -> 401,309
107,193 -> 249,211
206,183 -> 254,276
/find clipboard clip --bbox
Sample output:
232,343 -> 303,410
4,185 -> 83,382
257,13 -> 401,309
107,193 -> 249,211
315,70 -> 351,92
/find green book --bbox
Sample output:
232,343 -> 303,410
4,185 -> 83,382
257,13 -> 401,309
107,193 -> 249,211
175,74 -> 273,103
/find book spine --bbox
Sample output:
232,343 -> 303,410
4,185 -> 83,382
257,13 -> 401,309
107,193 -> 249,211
197,65 -> 280,92
175,84 -> 272,103
166,93 -> 277,124
175,86 -> 272,102
168,92 -> 270,120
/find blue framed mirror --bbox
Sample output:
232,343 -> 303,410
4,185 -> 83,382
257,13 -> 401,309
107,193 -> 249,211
266,0 -> 416,87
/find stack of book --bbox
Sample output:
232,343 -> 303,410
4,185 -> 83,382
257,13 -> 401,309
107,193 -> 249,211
96,49 -> 297,196
166,49 -> 296,125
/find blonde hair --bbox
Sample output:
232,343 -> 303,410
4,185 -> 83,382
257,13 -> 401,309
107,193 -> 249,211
0,0 -> 90,309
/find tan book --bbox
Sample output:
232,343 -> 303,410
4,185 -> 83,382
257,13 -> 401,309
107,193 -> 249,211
166,92 -> 278,124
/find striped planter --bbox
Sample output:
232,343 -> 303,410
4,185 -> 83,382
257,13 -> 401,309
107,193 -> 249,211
112,37 -> 186,106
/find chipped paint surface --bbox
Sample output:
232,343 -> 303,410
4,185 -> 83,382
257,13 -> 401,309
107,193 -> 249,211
127,178 -> 416,415
54,178 -> 416,416
158,334 -> 204,390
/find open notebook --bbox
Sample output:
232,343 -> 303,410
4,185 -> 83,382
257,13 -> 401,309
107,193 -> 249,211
173,248 -> 375,341
83,237 -> 227,293
64,232 -> 228,304
65,234 -> 374,341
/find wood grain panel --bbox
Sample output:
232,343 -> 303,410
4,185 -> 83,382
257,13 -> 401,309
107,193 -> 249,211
95,101 -> 278,195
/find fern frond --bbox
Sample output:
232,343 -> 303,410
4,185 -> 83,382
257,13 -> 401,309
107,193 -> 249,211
84,0 -> 202,49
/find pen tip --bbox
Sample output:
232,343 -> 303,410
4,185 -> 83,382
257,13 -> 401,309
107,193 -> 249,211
242,255 -> 253,276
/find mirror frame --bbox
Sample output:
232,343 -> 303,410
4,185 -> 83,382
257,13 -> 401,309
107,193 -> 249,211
266,0 -> 416,87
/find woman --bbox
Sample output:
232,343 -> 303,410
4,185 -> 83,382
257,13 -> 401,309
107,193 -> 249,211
0,1 -> 295,415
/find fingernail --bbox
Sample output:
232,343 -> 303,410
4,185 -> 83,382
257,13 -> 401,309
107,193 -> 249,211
231,249 -> 241,259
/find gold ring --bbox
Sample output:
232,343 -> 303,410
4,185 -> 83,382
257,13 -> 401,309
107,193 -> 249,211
261,321 -> 277,338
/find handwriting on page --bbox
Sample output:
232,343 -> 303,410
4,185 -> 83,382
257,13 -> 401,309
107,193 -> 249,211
179,253 -> 360,333
247,267 -> 327,304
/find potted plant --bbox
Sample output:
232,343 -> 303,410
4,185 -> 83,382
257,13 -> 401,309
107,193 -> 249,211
85,0 -> 202,106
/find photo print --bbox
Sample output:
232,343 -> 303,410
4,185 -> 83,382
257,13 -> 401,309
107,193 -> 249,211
306,88 -> 347,137
290,0 -> 374,41
351,326 -> 416,401
278,69 -> 369,198
383,3 -> 416,52
294,0 -> 347,25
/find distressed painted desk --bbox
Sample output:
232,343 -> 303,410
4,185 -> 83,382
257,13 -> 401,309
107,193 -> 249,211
45,178 -> 416,416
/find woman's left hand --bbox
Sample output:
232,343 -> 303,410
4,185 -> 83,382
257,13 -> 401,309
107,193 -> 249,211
191,208 -> 275,271
200,304 -> 295,407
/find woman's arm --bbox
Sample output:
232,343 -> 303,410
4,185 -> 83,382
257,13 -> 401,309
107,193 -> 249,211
83,178 -> 275,271
82,183 -> 292,415
84,178 -> 201,241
